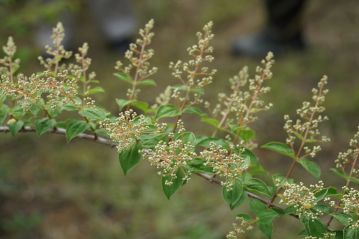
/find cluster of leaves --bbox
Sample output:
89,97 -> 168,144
1,21 -> 358,239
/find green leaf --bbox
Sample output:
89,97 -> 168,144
201,116 -> 219,128
299,158 -> 321,179
35,118 -> 56,136
162,168 -> 186,199
331,168 -> 347,179
331,213 -> 351,226
47,105 -> 63,118
188,158 -> 214,174
313,204 -> 331,214
238,127 -> 256,142
0,94 -> 6,102
114,72 -> 133,84
8,120 -> 24,136
334,230 -> 344,239
249,200 -> 279,239
331,168 -> 359,185
183,106 -> 205,117
65,120 -> 89,142
63,103 -> 78,112
223,180 -> 245,209
175,132 -> 196,145
344,227 -> 359,239
156,104 -> 181,119
131,100 -> 150,112
236,213 -> 252,221
138,79 -> 156,86
196,137 -> 229,149
242,149 -> 266,175
261,141 -> 295,159
29,103 -> 43,116
272,174 -> 294,189
11,105 -> 25,119
0,105 -> 9,124
86,86 -> 105,95
139,133 -> 167,148
245,178 -> 273,198
116,99 -> 132,111
116,99 -> 150,112
301,217 -> 327,237
283,206 -> 296,215
314,187 -> 337,202
118,143 -> 141,175
79,106 -> 109,121
249,199 -> 267,213
258,210 -> 278,239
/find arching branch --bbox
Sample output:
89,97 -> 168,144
0,125 -> 297,219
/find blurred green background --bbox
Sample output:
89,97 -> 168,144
0,0 -> 359,238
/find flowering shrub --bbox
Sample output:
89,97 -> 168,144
1,20 -> 359,239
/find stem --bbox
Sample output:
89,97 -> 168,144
172,90 -> 190,133
211,108 -> 230,137
128,41 -> 147,103
81,58 -> 88,100
345,152 -> 359,187
8,60 -> 13,83
0,125 -> 114,146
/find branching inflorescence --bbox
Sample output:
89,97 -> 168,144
169,21 -> 216,106
284,75 -> 330,159
279,181 -> 326,219
143,139 -> 196,186
1,20 -> 358,239
201,143 -> 249,190
213,53 -> 274,130
335,127 -> 359,180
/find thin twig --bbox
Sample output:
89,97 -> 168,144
0,126 -> 115,147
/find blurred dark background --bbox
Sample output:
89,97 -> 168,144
0,0 -> 359,238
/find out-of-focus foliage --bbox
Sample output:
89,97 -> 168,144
0,0 -> 79,35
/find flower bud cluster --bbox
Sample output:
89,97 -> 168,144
101,110 -> 147,152
335,126 -> 359,177
1,67 -> 79,111
43,69 -> 80,109
142,139 -> 196,185
153,86 -> 172,107
279,181 -> 325,219
304,233 -> 336,239
0,37 -> 19,99
201,143 -> 248,190
341,187 -> 359,228
115,19 -> 158,100
169,21 -> 216,105
284,76 -> 330,158
0,37 -> 20,81
74,42 -> 98,99
38,22 -> 72,73
212,52 -> 274,129
75,43 -> 91,73
0,24 -> 104,112
226,216 -> 254,239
